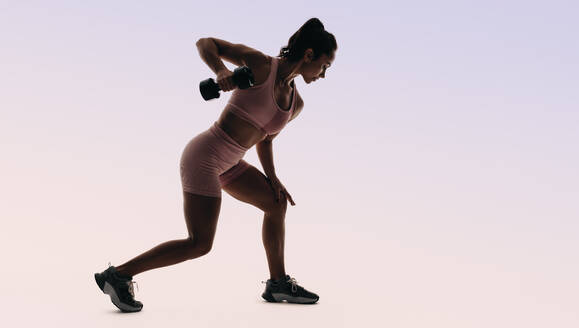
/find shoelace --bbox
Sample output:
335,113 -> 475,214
287,277 -> 298,293
127,280 -> 139,297
261,277 -> 299,293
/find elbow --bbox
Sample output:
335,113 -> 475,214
195,38 -> 207,48
196,37 -> 213,47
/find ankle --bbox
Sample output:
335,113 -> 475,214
270,273 -> 287,282
114,265 -> 133,279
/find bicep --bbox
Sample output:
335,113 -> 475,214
289,95 -> 304,123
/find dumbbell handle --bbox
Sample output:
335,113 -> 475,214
199,66 -> 254,101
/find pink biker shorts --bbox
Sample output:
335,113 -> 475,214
179,121 -> 252,198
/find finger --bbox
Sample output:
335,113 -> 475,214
288,194 -> 296,205
282,190 -> 292,205
219,80 -> 228,91
286,192 -> 295,205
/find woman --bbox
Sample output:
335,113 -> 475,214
94,17 -> 337,312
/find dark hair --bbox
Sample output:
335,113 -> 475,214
279,18 -> 337,62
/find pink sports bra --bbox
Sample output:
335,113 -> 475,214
223,56 -> 297,135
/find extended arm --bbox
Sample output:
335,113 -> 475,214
256,136 -> 278,180
255,96 -> 303,179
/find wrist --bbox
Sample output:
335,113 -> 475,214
217,67 -> 230,75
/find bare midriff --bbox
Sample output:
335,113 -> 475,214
216,109 -> 267,149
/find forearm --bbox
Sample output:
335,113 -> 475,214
196,38 -> 228,74
256,141 -> 277,179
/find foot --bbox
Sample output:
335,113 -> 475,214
261,274 -> 319,304
94,262 -> 143,312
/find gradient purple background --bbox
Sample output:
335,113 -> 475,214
1,0 -> 578,327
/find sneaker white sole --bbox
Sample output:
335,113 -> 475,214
103,281 -> 142,312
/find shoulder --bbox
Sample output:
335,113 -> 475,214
290,89 -> 304,122
294,82 -> 303,110
295,89 -> 303,111
249,55 -> 273,86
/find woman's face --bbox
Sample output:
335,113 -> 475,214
302,49 -> 335,84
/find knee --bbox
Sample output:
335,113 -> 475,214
186,237 -> 213,257
265,191 -> 288,215
198,243 -> 212,256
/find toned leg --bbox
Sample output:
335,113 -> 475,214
222,164 -> 288,281
262,205 -> 287,280
115,191 -> 221,277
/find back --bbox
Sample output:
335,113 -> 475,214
223,56 -> 298,136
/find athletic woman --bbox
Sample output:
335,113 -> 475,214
94,18 -> 337,312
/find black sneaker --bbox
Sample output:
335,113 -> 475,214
94,262 -> 143,312
261,274 -> 319,304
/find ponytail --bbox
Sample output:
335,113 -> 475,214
279,18 -> 337,62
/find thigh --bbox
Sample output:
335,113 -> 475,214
180,130 -> 223,198
180,127 -> 246,198
182,191 -> 221,247
221,163 -> 286,213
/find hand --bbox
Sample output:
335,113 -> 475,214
267,176 -> 296,206
216,69 -> 235,92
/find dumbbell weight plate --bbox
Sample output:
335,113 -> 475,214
199,78 -> 220,100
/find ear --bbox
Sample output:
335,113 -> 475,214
303,48 -> 314,62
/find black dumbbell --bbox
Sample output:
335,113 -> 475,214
199,66 -> 255,100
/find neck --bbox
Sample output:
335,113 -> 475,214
276,57 -> 301,87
